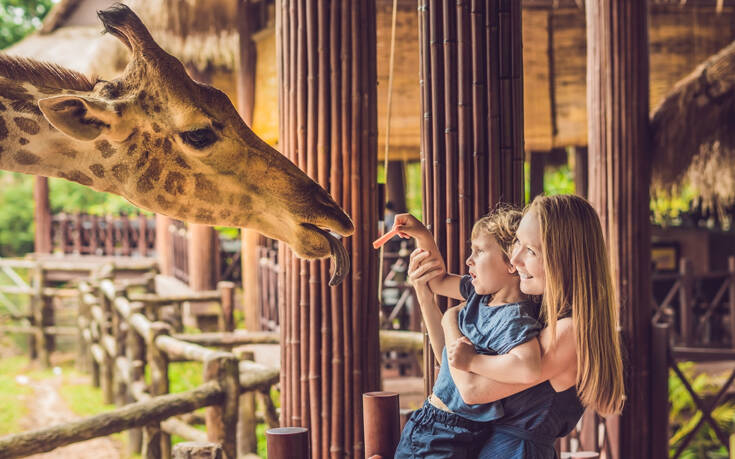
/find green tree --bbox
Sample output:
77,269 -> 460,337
0,0 -> 57,50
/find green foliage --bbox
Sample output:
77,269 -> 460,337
669,362 -> 735,458
0,0 -> 57,50
0,173 -> 34,257
651,186 -> 697,227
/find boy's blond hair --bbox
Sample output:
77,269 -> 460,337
470,205 -> 522,264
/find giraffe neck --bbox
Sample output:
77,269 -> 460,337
0,77 -> 114,192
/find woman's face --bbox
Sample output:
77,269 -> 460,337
510,210 -> 545,295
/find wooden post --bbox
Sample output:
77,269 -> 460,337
30,264 -> 42,364
651,323 -> 670,459
362,392 -> 400,459
146,322 -> 171,458
587,1 -> 652,457
729,256 -> 735,350
679,258 -> 693,346
234,349 -> 258,456
188,224 -> 218,291
203,353 -> 240,459
266,427 -> 309,459
40,276 -> 55,367
218,281 -> 236,332
573,146 -> 588,198
173,442 -> 223,459
385,161 -> 407,213
34,177 -> 52,254
237,0 -> 261,334
277,1 -> 380,456
529,151 -> 546,200
156,215 -> 174,276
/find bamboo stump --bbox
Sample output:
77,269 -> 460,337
173,441 -> 223,459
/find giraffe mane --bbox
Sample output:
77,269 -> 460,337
0,54 -> 99,92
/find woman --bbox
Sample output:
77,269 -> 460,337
407,194 -> 625,458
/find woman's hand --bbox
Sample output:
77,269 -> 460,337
447,336 -> 477,371
408,248 -> 445,295
440,302 -> 464,328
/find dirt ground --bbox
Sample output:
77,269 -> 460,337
18,368 -> 122,459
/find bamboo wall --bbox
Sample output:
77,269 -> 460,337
276,1 -> 380,458
417,0 -> 525,392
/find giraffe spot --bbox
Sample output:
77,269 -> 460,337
156,194 -> 173,209
194,174 -> 221,201
219,209 -> 232,220
89,164 -> 105,178
153,105 -> 161,113
60,150 -> 77,159
14,150 -> 40,165
59,170 -> 93,186
195,209 -> 214,223
164,172 -> 186,195
162,138 -> 172,155
136,158 -> 162,193
18,138 -> 28,145
11,100 -> 41,116
239,194 -> 252,208
151,122 -> 161,133
0,117 -> 8,141
112,164 -> 129,183
127,144 -> 137,156
135,151 -> 150,171
0,101 -> 6,111
13,117 -> 40,135
95,140 -> 115,158
154,138 -> 162,148
174,155 -> 190,169
213,121 -> 225,131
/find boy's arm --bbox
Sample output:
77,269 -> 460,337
447,338 -> 542,385
393,214 -> 463,300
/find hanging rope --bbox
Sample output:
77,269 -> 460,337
378,0 -> 400,306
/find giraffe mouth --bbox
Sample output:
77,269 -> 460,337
302,224 -> 350,286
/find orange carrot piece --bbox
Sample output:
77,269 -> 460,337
372,228 -> 400,249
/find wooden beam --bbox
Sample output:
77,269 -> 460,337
33,177 -> 51,254
587,1 -> 653,458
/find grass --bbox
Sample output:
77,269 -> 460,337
0,355 -> 33,436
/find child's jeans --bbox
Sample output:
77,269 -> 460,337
394,400 -> 491,458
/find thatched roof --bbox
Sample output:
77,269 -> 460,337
651,38 -> 735,206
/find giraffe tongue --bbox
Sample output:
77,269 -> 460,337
304,224 -> 350,286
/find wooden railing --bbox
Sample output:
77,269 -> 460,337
3,270 -> 279,458
168,220 -> 242,286
51,213 -> 156,257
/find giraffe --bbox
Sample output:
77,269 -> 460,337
0,4 -> 353,285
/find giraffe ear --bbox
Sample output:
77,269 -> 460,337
38,95 -> 117,141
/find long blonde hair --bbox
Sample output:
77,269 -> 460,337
529,194 -> 625,416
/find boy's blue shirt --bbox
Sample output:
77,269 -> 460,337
432,274 -> 541,422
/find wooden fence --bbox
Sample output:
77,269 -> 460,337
51,213 -> 156,257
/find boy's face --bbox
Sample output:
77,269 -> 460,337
465,233 -> 516,295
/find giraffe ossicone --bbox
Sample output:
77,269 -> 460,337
0,3 -> 353,285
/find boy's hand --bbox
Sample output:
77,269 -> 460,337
447,336 -> 476,371
392,213 -> 432,241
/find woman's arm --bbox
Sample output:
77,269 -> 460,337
442,313 -> 576,405
447,337 -> 542,385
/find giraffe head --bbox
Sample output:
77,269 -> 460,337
35,4 -> 353,284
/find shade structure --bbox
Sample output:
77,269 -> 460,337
417,0 -> 525,392
276,1 -> 381,458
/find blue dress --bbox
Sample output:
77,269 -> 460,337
478,382 -> 584,458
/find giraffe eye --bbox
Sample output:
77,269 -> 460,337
180,128 -> 217,149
